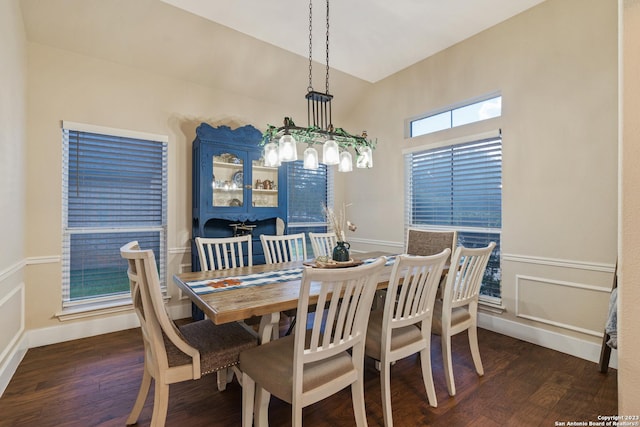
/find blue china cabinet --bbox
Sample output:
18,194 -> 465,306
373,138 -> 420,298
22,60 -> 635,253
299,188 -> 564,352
191,123 -> 287,269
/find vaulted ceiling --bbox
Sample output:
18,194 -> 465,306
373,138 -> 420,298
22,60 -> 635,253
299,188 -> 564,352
161,0 -> 547,82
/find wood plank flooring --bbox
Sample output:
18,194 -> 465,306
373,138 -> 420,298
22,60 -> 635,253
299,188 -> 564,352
0,321 -> 617,427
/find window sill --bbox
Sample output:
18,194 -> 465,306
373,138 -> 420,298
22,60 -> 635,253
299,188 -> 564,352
479,295 -> 505,314
56,299 -> 134,321
55,295 -> 170,322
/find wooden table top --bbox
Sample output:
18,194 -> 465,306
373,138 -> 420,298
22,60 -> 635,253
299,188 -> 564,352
173,251 -> 393,325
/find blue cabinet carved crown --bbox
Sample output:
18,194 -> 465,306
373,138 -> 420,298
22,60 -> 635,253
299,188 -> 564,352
192,123 -> 287,268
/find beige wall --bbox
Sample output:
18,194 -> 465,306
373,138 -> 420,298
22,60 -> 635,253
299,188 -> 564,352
0,0 -> 27,391
18,0 -> 368,331
346,0 -> 619,346
23,42 -> 306,329
0,0 -> 26,267
620,0 -> 640,414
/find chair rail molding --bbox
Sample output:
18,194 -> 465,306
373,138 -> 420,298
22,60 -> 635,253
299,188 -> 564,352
0,259 -> 26,282
502,253 -> 616,273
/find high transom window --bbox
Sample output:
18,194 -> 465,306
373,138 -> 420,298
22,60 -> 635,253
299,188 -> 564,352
409,95 -> 502,138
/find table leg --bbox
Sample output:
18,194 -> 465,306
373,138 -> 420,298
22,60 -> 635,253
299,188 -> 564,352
258,312 -> 280,343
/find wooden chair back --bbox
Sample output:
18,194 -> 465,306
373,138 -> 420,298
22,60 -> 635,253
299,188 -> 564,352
308,231 -> 338,258
195,235 -> 252,271
442,242 -> 496,311
260,232 -> 307,264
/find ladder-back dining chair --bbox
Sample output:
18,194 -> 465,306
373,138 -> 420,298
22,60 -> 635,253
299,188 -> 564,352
260,232 -> 308,336
365,249 -> 450,427
120,241 -> 257,427
195,235 -> 252,271
308,231 -> 338,258
431,242 -> 496,396
260,232 -> 307,264
194,234 -> 253,389
240,257 -> 387,427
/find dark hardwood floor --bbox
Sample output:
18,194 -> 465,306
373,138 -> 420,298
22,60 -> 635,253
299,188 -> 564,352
0,320 -> 617,427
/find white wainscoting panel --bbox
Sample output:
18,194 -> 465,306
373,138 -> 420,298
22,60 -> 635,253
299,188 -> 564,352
0,282 -> 27,397
515,274 -> 611,337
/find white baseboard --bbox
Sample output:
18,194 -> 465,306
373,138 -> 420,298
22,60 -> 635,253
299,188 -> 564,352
479,312 -> 617,369
27,302 -> 192,348
0,301 -> 192,397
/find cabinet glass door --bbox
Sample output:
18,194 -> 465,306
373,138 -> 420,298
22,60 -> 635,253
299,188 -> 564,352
251,156 -> 279,208
212,152 -> 244,208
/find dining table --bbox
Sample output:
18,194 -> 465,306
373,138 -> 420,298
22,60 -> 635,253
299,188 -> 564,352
173,251 -> 395,343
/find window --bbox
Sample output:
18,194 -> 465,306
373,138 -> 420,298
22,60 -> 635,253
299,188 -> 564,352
62,122 -> 168,309
286,161 -> 333,253
405,133 -> 502,298
410,95 -> 502,138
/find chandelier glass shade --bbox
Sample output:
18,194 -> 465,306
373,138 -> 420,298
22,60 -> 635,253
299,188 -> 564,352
261,0 -> 376,171
322,138 -> 339,165
278,134 -> 298,162
303,145 -> 319,170
356,145 -> 373,168
338,150 -> 353,172
263,142 -> 280,167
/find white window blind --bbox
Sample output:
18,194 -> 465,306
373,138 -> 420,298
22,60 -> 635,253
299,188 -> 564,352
406,135 -> 502,297
286,161 -> 333,252
62,122 -> 168,307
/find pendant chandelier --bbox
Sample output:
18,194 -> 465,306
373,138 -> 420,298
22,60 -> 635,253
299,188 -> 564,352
262,0 -> 376,171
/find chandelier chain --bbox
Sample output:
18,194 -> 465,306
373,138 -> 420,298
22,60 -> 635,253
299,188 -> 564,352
260,0 -> 377,163
325,0 -> 330,94
308,0 -> 313,92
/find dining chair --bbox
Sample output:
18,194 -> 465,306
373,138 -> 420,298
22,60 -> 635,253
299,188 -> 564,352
431,242 -> 496,396
405,227 -> 458,262
120,241 -> 257,427
365,249 -> 450,427
260,232 -> 307,264
239,257 -> 387,427
195,235 -> 252,271
195,234 -> 253,389
261,232 -> 308,335
308,231 -> 338,258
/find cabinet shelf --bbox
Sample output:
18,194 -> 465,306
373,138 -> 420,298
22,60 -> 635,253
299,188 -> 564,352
213,161 -> 243,169
253,165 -> 278,172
